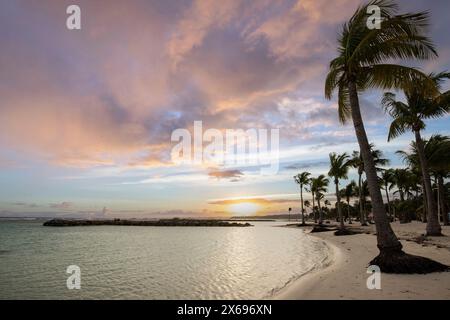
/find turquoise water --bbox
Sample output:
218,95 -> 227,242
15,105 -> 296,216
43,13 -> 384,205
0,220 -> 329,299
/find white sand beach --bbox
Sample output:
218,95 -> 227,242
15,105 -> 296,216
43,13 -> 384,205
276,221 -> 450,300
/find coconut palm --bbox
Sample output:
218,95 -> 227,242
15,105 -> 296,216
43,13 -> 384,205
294,172 -> 311,225
328,152 -> 351,230
392,168 -> 415,202
444,182 -> 450,225
351,150 -> 366,225
396,146 -> 427,220
398,135 -> 450,225
324,199 -> 331,220
383,72 -> 450,235
380,169 -> 395,219
351,145 -> 389,225
316,192 -> 325,223
311,175 -> 329,225
343,181 -> 357,224
304,200 -> 311,220
428,136 -> 450,226
355,180 -> 371,221
392,168 -> 421,222
324,0 -> 449,272
307,180 -> 317,223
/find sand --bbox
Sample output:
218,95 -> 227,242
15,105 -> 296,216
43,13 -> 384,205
275,221 -> 450,300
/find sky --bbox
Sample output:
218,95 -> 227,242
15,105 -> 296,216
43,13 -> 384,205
0,0 -> 449,218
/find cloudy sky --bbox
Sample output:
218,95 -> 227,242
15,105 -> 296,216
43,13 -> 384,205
1,0 -> 449,218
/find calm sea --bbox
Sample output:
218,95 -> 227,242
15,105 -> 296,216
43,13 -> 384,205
0,220 -> 329,299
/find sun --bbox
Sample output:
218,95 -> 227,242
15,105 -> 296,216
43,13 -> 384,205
228,202 -> 260,216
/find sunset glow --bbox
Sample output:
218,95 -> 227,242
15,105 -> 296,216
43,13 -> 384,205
228,202 -> 261,216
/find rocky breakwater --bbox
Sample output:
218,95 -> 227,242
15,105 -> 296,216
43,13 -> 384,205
43,218 -> 252,227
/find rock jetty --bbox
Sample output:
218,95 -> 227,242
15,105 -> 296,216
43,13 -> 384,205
43,218 -> 252,227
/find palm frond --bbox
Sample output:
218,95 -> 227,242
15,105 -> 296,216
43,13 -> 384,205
362,64 -> 437,93
338,83 -> 351,124
387,117 -> 409,141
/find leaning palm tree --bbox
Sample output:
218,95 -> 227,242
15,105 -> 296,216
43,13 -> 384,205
328,152 -> 351,231
294,172 -> 311,225
324,0 -> 447,272
383,71 -> 449,235
311,175 -> 329,225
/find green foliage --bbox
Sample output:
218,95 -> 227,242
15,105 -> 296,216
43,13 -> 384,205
325,0 -> 437,124
383,73 -> 450,141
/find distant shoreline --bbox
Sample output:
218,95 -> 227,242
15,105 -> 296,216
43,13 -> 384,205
42,218 -> 253,227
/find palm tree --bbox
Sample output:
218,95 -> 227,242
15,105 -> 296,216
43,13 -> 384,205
324,0 -> 447,271
324,199 -> 331,220
351,145 -> 389,225
392,168 -> 414,202
328,152 -> 351,230
444,182 -> 450,225
383,72 -> 450,235
324,199 -> 331,212
351,150 -> 366,225
308,179 -> 317,223
316,192 -> 325,223
391,168 -> 421,223
311,175 -> 329,225
343,181 -> 357,224
428,136 -> 450,226
304,200 -> 311,220
380,169 -> 395,219
294,172 -> 311,225
355,180 -> 371,221
398,135 -> 450,225
396,147 -> 427,221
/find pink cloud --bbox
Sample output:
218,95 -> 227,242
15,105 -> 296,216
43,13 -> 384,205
1,0 -> 445,170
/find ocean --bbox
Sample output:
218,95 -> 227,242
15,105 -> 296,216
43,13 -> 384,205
0,220 -> 330,299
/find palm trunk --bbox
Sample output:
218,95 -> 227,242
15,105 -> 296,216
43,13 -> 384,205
421,179 -> 427,222
318,198 -> 323,225
312,191 -> 316,223
348,81 -> 402,253
358,173 -> 366,225
363,194 -> 367,221
336,180 -> 344,229
438,176 -> 449,226
399,189 -> 407,223
347,197 -> 352,224
414,130 -> 441,236
385,182 -> 391,219
436,176 -> 441,222
300,186 -> 305,225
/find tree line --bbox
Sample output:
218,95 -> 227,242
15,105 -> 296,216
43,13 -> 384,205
295,0 -> 449,273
